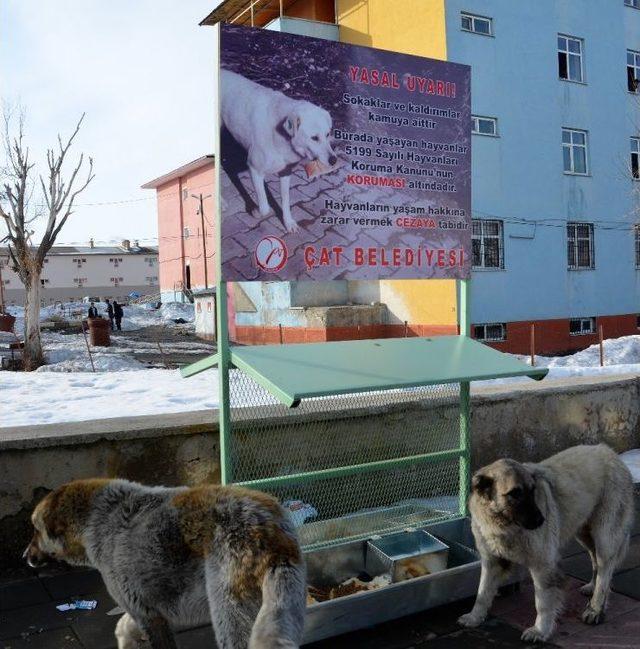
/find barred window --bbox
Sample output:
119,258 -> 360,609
567,222 -> 594,269
472,219 -> 504,269
631,138 -> 640,179
569,317 -> 595,335
474,323 -> 506,342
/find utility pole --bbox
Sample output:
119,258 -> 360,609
192,193 -> 212,289
0,257 -> 5,314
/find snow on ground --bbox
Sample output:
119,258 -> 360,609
4,316 -> 640,427
2,368 -> 220,427
476,335 -> 640,387
32,330 -> 212,373
6,301 -> 194,334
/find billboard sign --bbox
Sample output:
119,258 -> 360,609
218,24 -> 471,282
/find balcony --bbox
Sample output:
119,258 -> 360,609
201,0 -> 339,40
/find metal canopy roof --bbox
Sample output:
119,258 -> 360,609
182,336 -> 548,407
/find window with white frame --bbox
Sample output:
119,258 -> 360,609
569,317 -> 595,335
461,12 -> 492,36
567,222 -> 594,269
472,115 -> 498,136
474,323 -> 506,342
472,219 -> 504,269
628,50 -> 640,92
632,138 -> 640,179
635,224 -> 640,267
626,0 -> 640,10
562,128 -> 588,174
558,35 -> 584,82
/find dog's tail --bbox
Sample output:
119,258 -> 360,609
249,561 -> 307,649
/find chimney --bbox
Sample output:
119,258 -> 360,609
89,237 -> 94,249
122,239 -> 130,251
133,239 -> 139,248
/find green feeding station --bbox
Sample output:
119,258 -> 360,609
181,23 -> 547,643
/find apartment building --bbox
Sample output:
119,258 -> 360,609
0,240 -> 159,306
155,0 -> 640,352
141,156 -> 215,304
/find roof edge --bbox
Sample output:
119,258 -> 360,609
141,155 -> 214,190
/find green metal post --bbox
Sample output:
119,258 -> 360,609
459,278 -> 471,516
214,24 -> 233,485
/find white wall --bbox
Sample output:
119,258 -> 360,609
0,251 -> 159,305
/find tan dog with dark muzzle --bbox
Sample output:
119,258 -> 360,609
459,444 -> 634,643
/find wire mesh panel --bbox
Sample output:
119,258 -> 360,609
228,367 -> 463,550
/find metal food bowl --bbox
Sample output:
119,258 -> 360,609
365,529 -> 449,582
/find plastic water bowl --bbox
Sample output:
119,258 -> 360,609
366,529 -> 449,582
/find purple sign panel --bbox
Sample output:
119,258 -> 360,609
219,24 -> 471,281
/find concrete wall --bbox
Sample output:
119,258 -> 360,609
1,373 -> 639,568
266,16 -> 339,40
194,290 -> 217,340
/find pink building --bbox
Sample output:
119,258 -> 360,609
142,156 -> 215,302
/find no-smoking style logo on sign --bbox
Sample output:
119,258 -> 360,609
255,236 -> 288,273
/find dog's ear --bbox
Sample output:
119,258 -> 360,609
283,113 -> 301,138
472,473 -> 494,499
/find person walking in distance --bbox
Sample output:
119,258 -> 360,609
105,299 -> 115,331
113,300 -> 124,331
87,301 -> 98,319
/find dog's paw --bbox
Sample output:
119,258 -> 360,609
582,605 -> 605,625
457,612 -> 484,628
284,219 -> 300,233
579,582 -> 594,597
251,207 -> 273,219
521,626 -> 551,643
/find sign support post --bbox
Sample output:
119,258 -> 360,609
214,23 -> 233,485
459,278 -> 471,516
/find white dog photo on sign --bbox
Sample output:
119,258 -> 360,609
220,69 -> 338,233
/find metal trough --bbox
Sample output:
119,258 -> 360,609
303,517 -> 482,644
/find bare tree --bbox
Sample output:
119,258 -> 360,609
0,109 -> 94,370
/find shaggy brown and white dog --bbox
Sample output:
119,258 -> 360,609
24,479 -> 306,649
